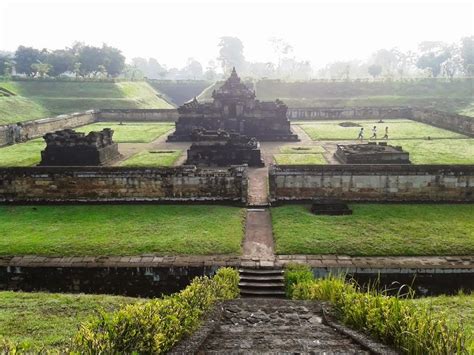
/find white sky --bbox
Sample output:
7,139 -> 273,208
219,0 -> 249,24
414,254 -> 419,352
0,0 -> 473,69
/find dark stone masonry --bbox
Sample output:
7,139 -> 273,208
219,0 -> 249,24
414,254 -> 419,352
168,68 -> 298,142
185,129 -> 264,167
39,128 -> 121,166
334,142 -> 411,164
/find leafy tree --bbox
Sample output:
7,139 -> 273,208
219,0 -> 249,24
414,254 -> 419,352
77,45 -> 103,76
182,58 -> 203,79
0,55 -> 13,76
416,41 -> 451,77
101,44 -> 125,77
46,49 -> 75,76
460,36 -> 474,76
14,46 -> 44,76
218,36 -> 245,74
31,62 -> 51,78
368,64 -> 382,79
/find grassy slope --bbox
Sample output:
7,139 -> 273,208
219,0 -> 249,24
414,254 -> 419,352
121,150 -> 182,167
77,122 -> 174,143
411,293 -> 474,352
0,81 -> 173,124
0,291 -> 141,351
0,205 -> 245,256
272,204 -> 474,256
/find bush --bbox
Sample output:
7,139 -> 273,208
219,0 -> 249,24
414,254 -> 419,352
284,263 -> 314,298
288,270 -> 468,354
74,267 -> 239,354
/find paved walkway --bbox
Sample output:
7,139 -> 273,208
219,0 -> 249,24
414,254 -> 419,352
242,209 -> 275,262
247,168 -> 269,206
198,299 -> 370,354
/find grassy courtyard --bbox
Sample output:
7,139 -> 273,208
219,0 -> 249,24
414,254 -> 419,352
271,204 -> 474,256
77,122 -> 174,143
394,139 -> 474,164
120,150 -> 182,167
0,291 -> 142,351
296,119 -> 466,140
0,205 -> 245,256
0,139 -> 44,167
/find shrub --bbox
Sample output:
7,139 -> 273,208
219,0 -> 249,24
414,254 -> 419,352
74,267 -> 239,354
284,263 -> 314,298
288,270 -> 468,354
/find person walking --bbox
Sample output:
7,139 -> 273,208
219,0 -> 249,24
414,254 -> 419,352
370,126 -> 377,140
357,127 -> 364,140
383,126 -> 389,139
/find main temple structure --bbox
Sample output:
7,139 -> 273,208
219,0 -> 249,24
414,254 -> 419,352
167,68 -> 298,142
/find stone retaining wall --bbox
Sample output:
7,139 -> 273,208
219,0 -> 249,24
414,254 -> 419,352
287,106 -> 412,120
96,109 -> 179,122
0,166 -> 248,203
411,108 -> 474,137
269,165 -> 474,202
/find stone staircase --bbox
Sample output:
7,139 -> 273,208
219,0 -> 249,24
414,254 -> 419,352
239,267 -> 285,298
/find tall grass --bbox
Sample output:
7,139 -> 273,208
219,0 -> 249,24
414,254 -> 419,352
285,265 -> 468,354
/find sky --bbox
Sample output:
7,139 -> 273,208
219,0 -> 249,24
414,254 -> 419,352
0,0 -> 473,69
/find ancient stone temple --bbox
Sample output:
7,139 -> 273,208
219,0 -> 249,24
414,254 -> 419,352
185,129 -> 264,167
334,142 -> 410,164
39,128 -> 121,166
168,68 -> 298,142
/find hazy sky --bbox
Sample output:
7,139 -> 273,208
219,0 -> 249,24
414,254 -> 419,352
0,0 -> 473,69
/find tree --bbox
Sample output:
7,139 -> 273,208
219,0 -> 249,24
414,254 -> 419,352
46,49 -> 75,76
182,58 -> 203,79
416,41 -> 451,77
460,36 -> 474,76
14,46 -> 44,76
368,64 -> 382,79
101,44 -> 125,77
0,55 -> 13,76
77,45 -> 103,76
31,62 -> 51,78
217,37 -> 245,74
269,37 -> 293,72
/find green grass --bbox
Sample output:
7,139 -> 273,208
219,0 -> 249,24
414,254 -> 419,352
121,150 -> 182,167
0,291 -> 142,351
410,293 -> 474,352
395,139 -> 474,164
0,139 -> 44,167
0,205 -> 245,256
296,119 -> 466,140
279,146 -> 325,154
77,122 -> 174,143
0,81 -> 173,124
272,204 -> 474,256
274,153 -> 327,165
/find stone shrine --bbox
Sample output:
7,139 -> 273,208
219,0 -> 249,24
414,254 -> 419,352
39,128 -> 121,166
185,129 -> 264,167
334,142 -> 410,164
167,68 -> 298,142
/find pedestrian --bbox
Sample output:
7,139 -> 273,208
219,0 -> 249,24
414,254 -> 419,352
370,126 -> 377,140
357,127 -> 364,141
383,126 -> 389,139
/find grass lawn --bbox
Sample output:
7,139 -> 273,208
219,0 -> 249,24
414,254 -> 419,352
0,291 -> 142,351
280,146 -> 325,154
0,205 -> 244,256
274,153 -> 326,165
77,122 -> 174,143
410,293 -> 474,352
394,139 -> 474,164
121,150 -> 182,167
296,119 -> 466,140
271,204 -> 474,256
0,139 -> 44,167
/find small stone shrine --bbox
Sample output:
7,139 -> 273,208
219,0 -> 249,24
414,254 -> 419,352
185,129 -> 264,167
311,199 -> 353,215
334,142 -> 410,164
168,68 -> 298,142
39,128 -> 121,166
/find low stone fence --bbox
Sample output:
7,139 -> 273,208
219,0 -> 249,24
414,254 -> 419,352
411,108 -> 474,137
269,164 -> 474,202
287,106 -> 412,121
0,166 -> 248,204
96,109 -> 179,122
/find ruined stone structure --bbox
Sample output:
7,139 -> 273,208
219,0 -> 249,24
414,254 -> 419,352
335,142 -> 410,164
167,68 -> 298,142
186,129 -> 264,167
39,128 -> 121,166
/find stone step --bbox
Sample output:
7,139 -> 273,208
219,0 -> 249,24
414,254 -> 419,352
239,268 -> 284,275
239,281 -> 285,288
240,274 -> 285,282
239,289 -> 286,296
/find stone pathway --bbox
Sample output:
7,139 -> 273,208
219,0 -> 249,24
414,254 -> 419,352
198,298 -> 369,354
247,167 -> 269,206
242,209 -> 275,262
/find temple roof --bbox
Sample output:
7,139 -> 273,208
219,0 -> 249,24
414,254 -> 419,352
212,67 -> 255,100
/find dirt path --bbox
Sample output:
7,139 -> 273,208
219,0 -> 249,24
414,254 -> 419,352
198,299 -> 369,354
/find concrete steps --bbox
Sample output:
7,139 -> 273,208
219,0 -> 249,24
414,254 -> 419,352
239,267 -> 285,298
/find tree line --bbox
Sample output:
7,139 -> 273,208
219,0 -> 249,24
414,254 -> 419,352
0,42 -> 125,78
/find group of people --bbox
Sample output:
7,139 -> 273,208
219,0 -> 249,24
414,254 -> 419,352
7,124 -> 23,144
357,125 -> 389,141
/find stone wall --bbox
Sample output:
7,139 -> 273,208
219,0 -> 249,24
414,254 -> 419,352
287,106 -> 412,120
96,109 -> 179,122
0,126 -> 8,147
411,108 -> 474,137
0,166 -> 248,203
269,165 -> 474,202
